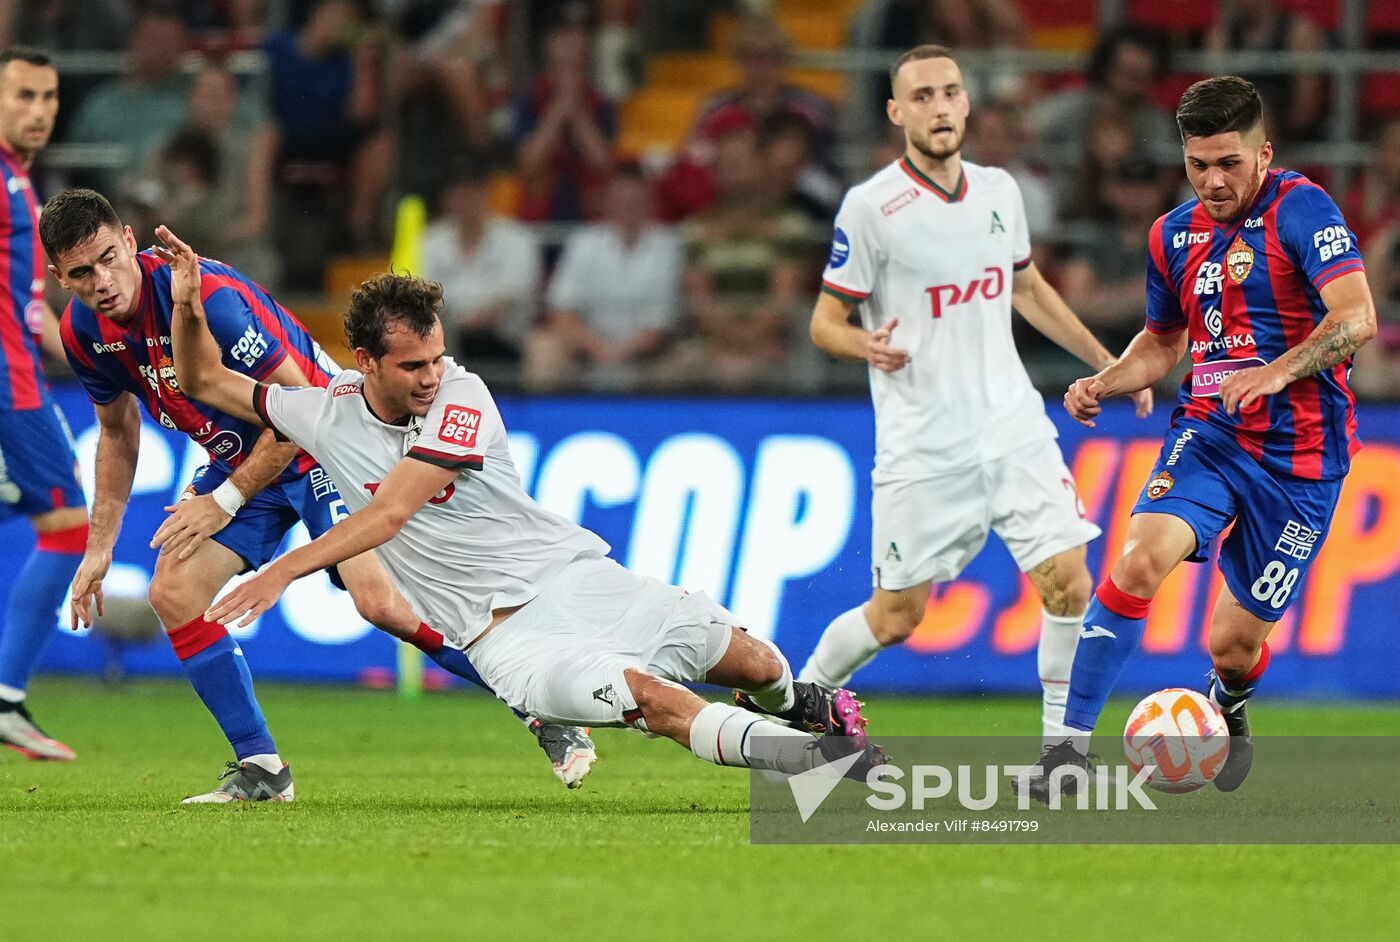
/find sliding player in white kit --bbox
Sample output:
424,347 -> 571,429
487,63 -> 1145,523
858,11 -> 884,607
796,45 -> 1151,744
156,226 -> 884,782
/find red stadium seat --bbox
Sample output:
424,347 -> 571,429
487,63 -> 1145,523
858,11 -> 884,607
1369,1 -> 1400,38
1362,74 -> 1400,118
1016,0 -> 1097,28
1276,0 -> 1340,32
1127,0 -> 1217,35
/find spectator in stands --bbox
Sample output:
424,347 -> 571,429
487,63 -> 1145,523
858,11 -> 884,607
513,14 -> 617,222
847,0 -> 1027,136
1352,220 -> 1400,399
1058,105 -> 1138,223
524,163 -> 683,391
153,128 -> 231,264
1057,155 -> 1172,355
657,17 -> 838,221
1203,0 -> 1326,144
392,0 -> 510,199
182,62 -> 278,286
674,126 -> 815,392
965,100 -> 1056,242
1029,26 -> 1176,174
420,165 -> 542,376
66,8 -> 192,190
0,0 -> 129,52
760,111 -> 842,225
594,0 -> 642,102
262,0 -> 393,285
1345,117 -> 1400,250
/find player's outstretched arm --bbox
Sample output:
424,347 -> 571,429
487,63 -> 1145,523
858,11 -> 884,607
809,292 -> 910,372
71,394 -> 141,628
156,225 -> 262,427
205,456 -> 458,628
1220,270 -> 1378,415
1065,327 -> 1187,427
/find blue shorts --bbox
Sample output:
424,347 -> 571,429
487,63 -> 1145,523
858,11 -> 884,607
0,395 -> 86,521
188,463 -> 345,574
1132,418 -> 1342,622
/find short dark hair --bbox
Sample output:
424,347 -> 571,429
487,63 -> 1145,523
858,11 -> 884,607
39,188 -> 122,262
1176,76 -> 1264,142
0,47 -> 52,70
889,44 -> 956,90
344,272 -> 444,360
162,128 -> 221,187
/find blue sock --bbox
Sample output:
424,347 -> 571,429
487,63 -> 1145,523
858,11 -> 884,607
1209,642 -> 1271,713
1064,578 -> 1151,732
171,618 -> 275,760
0,539 -> 85,694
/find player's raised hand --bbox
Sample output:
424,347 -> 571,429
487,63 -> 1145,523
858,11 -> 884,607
866,318 -> 912,372
151,225 -> 201,310
205,567 -> 290,629
69,550 -> 110,630
1064,376 -> 1108,427
1220,363 -> 1288,416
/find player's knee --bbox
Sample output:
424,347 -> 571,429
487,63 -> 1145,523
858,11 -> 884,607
623,668 -> 689,735
868,599 -> 923,645
351,592 -> 396,633
1207,633 -> 1259,675
147,570 -> 195,627
1111,544 -> 1174,599
1059,566 -> 1094,616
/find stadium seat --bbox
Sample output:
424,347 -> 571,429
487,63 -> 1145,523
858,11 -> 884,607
1127,0 -> 1218,35
1362,74 -> 1400,118
1277,0 -> 1340,31
324,255 -> 390,300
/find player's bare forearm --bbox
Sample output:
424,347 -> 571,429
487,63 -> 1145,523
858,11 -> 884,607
1096,328 -> 1187,396
809,292 -> 867,361
225,428 -> 298,502
1277,271 -> 1377,381
87,396 -> 141,553
169,293 -> 262,425
1011,262 -> 1114,371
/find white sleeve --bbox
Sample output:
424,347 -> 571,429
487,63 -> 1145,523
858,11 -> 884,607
821,192 -> 882,303
407,372 -> 496,472
253,382 -> 328,453
1008,176 -> 1032,272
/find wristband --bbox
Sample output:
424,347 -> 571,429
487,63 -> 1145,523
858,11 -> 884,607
211,480 -> 247,517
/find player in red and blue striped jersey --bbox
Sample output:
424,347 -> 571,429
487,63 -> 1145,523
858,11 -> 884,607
45,189 -> 597,800
1041,77 -> 1379,797
0,50 -> 91,763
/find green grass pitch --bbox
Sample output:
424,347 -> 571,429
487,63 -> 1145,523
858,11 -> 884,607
3,676 -> 1398,941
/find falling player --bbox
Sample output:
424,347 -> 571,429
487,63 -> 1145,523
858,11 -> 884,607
161,230 -> 881,788
797,45 -> 1150,746
1042,75 -> 1376,794
0,49 -> 90,761
44,189 -> 594,800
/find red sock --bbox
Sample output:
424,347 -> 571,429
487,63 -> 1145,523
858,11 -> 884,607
36,521 -> 89,554
168,616 -> 229,660
1096,576 -> 1152,619
410,623 -> 444,654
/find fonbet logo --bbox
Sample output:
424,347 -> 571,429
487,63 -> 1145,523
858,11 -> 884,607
790,752 -> 1159,823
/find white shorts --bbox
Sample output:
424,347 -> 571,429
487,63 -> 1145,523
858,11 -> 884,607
467,555 -> 736,727
870,437 -> 1101,591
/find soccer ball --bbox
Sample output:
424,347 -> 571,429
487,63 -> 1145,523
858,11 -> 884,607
1122,688 -> 1230,793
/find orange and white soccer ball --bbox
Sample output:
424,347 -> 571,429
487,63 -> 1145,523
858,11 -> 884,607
1123,688 -> 1231,793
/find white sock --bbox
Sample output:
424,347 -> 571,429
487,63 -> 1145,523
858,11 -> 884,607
797,606 -> 882,689
1038,609 -> 1084,746
241,753 -> 284,774
742,635 -> 795,714
0,683 -> 25,703
688,702 -> 819,773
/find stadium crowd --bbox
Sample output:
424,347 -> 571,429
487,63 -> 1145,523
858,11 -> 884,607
11,0 -> 1400,394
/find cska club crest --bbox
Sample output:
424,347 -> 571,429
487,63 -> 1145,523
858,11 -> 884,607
156,353 -> 180,393
1226,236 -> 1254,284
1146,470 -> 1174,500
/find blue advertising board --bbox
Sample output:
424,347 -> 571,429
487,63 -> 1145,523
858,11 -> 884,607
7,383 -> 1400,698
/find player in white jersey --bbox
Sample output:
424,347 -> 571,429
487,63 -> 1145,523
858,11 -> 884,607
794,45 -> 1152,745
157,228 -> 885,783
